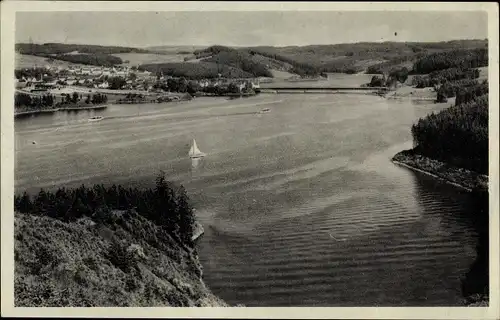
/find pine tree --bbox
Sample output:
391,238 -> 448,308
18,192 -> 33,213
176,186 -> 195,244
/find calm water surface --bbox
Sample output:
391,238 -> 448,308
15,94 -> 482,306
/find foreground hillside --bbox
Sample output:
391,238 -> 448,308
14,175 -> 228,307
14,211 -> 227,307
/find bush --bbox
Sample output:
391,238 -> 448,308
106,239 -> 137,273
368,75 -> 385,87
389,67 -> 409,83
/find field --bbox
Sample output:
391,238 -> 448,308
269,69 -> 296,79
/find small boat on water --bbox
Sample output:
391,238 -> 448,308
259,108 -> 271,114
88,116 -> 104,122
188,139 -> 206,159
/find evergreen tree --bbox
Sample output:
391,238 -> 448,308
176,186 -> 195,244
18,192 -> 33,213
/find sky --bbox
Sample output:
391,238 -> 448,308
16,11 -> 488,48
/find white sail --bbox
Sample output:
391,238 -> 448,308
189,139 -> 205,158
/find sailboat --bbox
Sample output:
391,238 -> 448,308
188,139 -> 206,159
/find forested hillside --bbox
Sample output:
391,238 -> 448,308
16,43 -> 152,67
16,43 -> 149,55
138,61 -> 254,79
202,50 -> 273,77
412,48 -> 488,74
411,91 -> 488,174
409,45 -> 489,175
21,40 -> 487,77
138,40 -> 488,79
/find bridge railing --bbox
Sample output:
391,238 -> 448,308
262,86 -> 389,91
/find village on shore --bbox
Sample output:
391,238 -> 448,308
15,63 -> 263,100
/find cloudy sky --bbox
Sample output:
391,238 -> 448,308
16,11 -> 488,47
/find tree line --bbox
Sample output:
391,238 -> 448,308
411,86 -> 488,174
15,93 -> 55,109
14,173 -> 196,245
435,79 -> 487,103
15,92 -> 108,110
48,54 -> 123,67
59,92 -> 108,106
412,67 -> 480,89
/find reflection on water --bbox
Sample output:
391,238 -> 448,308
14,94 -> 486,306
191,158 -> 202,170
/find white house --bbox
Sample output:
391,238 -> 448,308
97,81 -> 109,89
15,78 -> 27,89
198,79 -> 210,88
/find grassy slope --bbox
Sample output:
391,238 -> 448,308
16,53 -> 88,69
14,210 -> 227,307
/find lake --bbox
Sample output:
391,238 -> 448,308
14,93 -> 484,306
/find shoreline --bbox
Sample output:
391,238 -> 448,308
392,149 -> 488,193
14,104 -> 108,117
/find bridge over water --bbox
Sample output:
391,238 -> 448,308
257,86 -> 389,93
